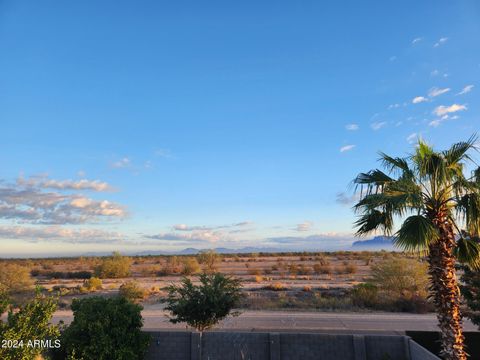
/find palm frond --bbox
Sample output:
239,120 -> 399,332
394,215 -> 439,252
354,209 -> 393,236
455,236 -> 480,270
442,134 -> 478,166
378,152 -> 413,177
456,193 -> 480,237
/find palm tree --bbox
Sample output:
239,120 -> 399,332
353,135 -> 480,360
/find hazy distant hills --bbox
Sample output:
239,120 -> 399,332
351,236 -> 396,251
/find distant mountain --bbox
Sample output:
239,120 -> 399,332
351,236 -> 396,251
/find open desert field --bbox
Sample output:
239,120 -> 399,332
1,250 -> 434,314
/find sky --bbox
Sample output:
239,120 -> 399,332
0,1 -> 479,257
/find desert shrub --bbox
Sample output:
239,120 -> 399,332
197,250 -> 220,273
351,283 -> 379,308
83,277 -> 103,291
263,282 -> 287,291
297,264 -> 311,275
95,252 -> 132,279
119,281 -> 147,302
0,292 -> 60,360
0,263 -> 34,295
181,257 -> 201,275
302,285 -> 312,292
370,257 -> 429,300
344,263 -> 358,274
288,263 -> 299,275
163,273 -> 242,331
254,275 -> 263,283
58,296 -> 150,360
313,263 -> 332,275
460,265 -> 480,328
159,256 -> 181,275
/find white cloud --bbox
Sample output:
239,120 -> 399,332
457,85 -> 474,95
340,145 -> 355,153
433,104 -> 467,117
17,176 -> 112,192
388,104 -> 400,109
370,121 -> 387,130
428,87 -> 450,97
294,221 -> 313,232
412,96 -> 428,104
154,149 -> 173,158
0,226 -> 125,244
406,133 -> 418,143
430,69 -> 439,77
412,37 -> 423,45
0,179 -> 126,225
112,157 -> 131,168
345,124 -> 359,131
434,37 -> 448,47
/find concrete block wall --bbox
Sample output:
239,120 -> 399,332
144,331 -> 437,360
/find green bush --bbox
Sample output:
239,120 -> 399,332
351,283 -> 379,308
95,252 -> 132,279
58,296 -> 150,360
164,273 -> 243,331
119,280 -> 146,302
0,292 -> 60,360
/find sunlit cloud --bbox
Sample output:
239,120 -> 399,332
412,96 -> 428,104
433,104 -> 467,117
111,157 -> 131,168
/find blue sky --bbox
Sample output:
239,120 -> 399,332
0,1 -> 479,256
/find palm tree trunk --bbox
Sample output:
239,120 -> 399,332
428,219 -> 467,360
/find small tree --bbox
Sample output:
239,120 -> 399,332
0,263 -> 34,294
95,252 -> 132,279
0,291 -> 60,360
163,273 -> 243,331
59,296 -> 150,360
197,250 -> 220,273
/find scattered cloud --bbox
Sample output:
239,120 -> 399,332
388,104 -> 400,110
145,230 -> 227,243
406,133 -> 418,144
294,221 -> 313,232
433,104 -> 467,117
111,157 -> 131,168
266,233 -> 355,248
457,85 -> 474,95
428,87 -> 450,97
340,145 -> 355,153
17,175 -> 113,192
345,124 -> 359,131
434,37 -> 448,47
411,37 -> 423,45
430,69 -> 439,77
0,179 -> 126,225
336,192 -> 360,205
0,226 -> 125,244
412,96 -> 428,104
370,121 -> 387,131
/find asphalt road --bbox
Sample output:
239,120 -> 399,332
51,310 -> 478,334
